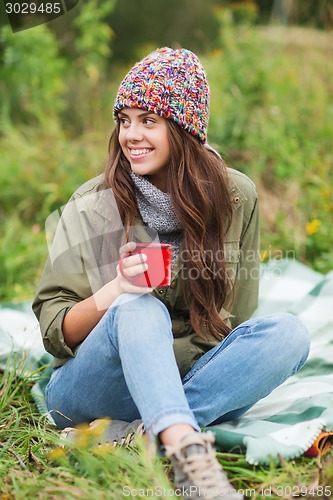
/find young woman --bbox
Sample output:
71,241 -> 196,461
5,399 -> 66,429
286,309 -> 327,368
33,47 -> 310,499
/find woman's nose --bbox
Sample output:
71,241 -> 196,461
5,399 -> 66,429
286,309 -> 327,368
126,122 -> 143,142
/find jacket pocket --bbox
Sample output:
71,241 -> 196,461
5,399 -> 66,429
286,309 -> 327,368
223,240 -> 240,285
223,240 -> 240,263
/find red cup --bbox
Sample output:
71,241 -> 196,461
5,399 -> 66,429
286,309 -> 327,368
119,243 -> 172,288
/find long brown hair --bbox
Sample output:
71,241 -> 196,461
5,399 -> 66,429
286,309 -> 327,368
103,120 -> 233,341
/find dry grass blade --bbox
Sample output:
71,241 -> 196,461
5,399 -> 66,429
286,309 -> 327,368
0,442 -> 26,469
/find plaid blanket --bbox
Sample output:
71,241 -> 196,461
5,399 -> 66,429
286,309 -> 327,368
1,259 -> 332,464
207,259 -> 333,464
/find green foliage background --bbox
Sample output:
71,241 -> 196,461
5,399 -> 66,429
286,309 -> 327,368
0,0 -> 333,302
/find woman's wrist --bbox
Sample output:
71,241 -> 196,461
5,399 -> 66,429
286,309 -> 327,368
63,278 -> 121,349
93,277 -> 122,312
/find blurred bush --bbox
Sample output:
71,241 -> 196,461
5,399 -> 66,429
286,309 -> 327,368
205,9 -> 333,272
0,24 -> 66,128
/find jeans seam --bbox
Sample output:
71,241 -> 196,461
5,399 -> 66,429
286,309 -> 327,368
105,304 -> 121,354
183,323 -> 254,387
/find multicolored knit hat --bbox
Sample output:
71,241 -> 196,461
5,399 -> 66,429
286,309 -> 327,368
113,47 -> 210,143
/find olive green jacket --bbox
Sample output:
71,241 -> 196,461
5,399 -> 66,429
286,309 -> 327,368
32,168 -> 259,378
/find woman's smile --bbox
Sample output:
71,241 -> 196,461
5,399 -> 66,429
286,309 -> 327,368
129,147 -> 154,159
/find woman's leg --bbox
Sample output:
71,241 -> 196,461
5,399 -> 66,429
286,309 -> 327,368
182,313 -> 310,427
46,293 -> 199,436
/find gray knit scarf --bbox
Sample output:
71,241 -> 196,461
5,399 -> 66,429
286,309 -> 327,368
129,171 -> 183,268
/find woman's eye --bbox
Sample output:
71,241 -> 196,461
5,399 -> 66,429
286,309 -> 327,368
144,118 -> 155,125
119,117 -> 130,126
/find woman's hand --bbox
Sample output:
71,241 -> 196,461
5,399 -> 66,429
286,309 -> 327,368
114,241 -> 154,295
62,242 -> 153,349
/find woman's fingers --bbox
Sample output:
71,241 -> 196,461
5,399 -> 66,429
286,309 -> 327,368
117,242 -> 152,292
115,264 -> 153,294
121,253 -> 147,276
119,241 -> 137,255
122,261 -> 148,278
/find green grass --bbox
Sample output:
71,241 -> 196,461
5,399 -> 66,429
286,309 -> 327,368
0,363 -> 332,499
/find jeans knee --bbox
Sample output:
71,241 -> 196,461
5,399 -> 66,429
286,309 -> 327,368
114,292 -> 168,314
271,312 -> 310,360
111,293 -> 172,333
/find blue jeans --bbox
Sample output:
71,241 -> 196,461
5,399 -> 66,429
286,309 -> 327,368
46,294 -> 310,438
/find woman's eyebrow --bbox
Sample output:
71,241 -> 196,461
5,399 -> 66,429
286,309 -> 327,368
138,111 -> 155,118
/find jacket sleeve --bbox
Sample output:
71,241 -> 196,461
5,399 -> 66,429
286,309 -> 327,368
230,186 -> 260,329
33,178 -> 126,360
32,182 -> 122,360
32,259 -> 93,360
32,196 -> 100,360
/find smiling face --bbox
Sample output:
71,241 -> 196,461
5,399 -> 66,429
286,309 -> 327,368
117,107 -> 171,191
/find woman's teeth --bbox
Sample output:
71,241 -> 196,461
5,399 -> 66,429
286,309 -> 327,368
131,149 -> 151,156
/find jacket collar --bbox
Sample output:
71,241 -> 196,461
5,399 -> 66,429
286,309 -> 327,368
92,169 -> 247,223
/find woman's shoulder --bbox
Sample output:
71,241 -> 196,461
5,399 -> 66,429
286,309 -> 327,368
66,174 -> 121,226
226,167 -> 258,214
226,167 -> 257,200
71,174 -> 105,199
68,173 -> 112,216
225,168 -> 259,243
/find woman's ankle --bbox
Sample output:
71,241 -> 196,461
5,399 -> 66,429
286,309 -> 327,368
159,424 -> 196,447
